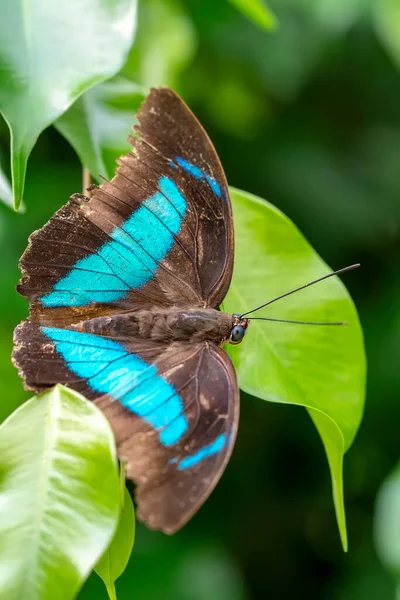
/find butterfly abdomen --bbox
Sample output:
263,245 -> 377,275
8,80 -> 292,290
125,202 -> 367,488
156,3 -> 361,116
75,307 -> 233,345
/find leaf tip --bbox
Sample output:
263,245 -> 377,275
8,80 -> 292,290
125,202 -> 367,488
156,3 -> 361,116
11,151 -> 28,211
341,531 -> 349,553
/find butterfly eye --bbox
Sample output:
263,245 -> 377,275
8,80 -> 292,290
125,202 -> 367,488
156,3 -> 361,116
230,324 -> 245,345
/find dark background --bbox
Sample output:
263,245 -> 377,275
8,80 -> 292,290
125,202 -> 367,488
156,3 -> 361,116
0,0 -> 399,598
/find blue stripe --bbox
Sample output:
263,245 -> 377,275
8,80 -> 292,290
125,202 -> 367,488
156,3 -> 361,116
175,433 -> 226,470
174,157 -> 222,198
42,327 -> 188,446
41,176 -> 187,307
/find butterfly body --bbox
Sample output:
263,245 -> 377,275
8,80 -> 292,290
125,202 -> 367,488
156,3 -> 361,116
13,87 -> 246,533
72,307 -> 236,345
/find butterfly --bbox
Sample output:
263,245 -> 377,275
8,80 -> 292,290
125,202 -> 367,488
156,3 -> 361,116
12,88 -> 249,533
12,87 -> 357,533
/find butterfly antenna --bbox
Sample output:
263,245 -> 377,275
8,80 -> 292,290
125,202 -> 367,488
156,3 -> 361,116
249,317 -> 347,326
240,264 -> 360,318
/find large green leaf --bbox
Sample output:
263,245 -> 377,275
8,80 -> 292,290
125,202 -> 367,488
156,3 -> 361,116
374,461 -> 400,593
94,487 -> 135,600
0,385 -> 120,600
0,0 -> 137,209
228,0 -> 278,30
225,188 -> 366,550
55,0 -> 198,182
55,78 -> 145,182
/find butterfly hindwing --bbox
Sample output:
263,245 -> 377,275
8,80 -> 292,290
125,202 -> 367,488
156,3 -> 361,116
18,88 -> 233,323
13,322 -> 239,533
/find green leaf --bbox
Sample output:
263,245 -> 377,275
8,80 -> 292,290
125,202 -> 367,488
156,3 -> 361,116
0,0 -> 138,209
373,0 -> 400,70
374,461 -> 400,583
94,487 -> 135,600
228,0 -> 278,30
0,384 -> 120,600
55,78 -> 146,182
225,188 -> 366,550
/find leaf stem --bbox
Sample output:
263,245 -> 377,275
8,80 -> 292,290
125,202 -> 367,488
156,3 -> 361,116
106,581 -> 117,600
82,167 -> 91,195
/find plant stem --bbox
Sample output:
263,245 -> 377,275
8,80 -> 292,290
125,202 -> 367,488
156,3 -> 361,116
82,167 -> 91,196
106,580 -> 117,600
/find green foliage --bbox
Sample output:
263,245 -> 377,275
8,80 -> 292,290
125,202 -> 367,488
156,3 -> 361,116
95,488 -> 135,600
374,462 -> 400,594
228,0 -> 277,30
56,79 -> 145,181
225,188 -> 366,550
0,0 -> 391,597
0,0 -> 137,209
0,385 -> 120,600
94,465 -> 135,600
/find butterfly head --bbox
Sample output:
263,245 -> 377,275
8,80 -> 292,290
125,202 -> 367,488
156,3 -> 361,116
229,314 -> 250,345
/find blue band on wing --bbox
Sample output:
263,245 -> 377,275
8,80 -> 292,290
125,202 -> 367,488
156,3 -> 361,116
42,327 -> 188,446
173,157 -> 222,198
171,433 -> 226,470
40,176 -> 187,307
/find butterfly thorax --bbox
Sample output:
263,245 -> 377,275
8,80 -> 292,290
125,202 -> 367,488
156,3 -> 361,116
74,307 -> 235,345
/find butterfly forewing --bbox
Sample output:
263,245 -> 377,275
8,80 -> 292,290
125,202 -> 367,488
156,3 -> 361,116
17,88 -> 233,322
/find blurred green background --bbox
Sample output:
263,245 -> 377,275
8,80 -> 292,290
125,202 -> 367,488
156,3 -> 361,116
1,0 -> 399,598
